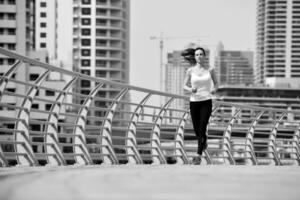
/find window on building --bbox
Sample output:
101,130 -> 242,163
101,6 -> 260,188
82,0 -> 91,4
7,13 -> 16,20
81,80 -> 91,87
40,2 -> 46,7
40,32 -> 46,38
96,39 -> 106,46
96,29 -> 106,36
40,12 -> 46,18
80,90 -> 90,95
7,43 -> 15,50
81,18 -> 91,25
45,104 -> 52,111
81,49 -> 91,56
45,90 -> 55,96
96,8 -> 107,16
30,124 -> 41,131
81,39 -> 91,46
95,60 -> 107,67
31,104 -> 39,109
7,58 -> 15,65
81,8 -> 91,15
40,22 -> 46,28
81,28 -> 91,35
81,70 -> 90,75
6,88 -> 15,93
81,59 -> 91,66
7,0 -> 15,5
96,0 -> 107,5
29,73 -> 39,81
96,70 -> 106,77
40,43 -> 46,48
8,28 -> 15,35
96,19 -> 107,26
96,50 -> 106,57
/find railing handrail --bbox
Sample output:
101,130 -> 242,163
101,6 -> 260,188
1,47 -> 299,115
0,47 -> 186,99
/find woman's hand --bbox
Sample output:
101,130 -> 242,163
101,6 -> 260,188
191,88 -> 197,93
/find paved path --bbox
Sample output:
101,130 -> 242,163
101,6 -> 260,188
0,165 -> 300,200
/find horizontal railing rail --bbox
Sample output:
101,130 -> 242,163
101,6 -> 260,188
0,47 -> 299,167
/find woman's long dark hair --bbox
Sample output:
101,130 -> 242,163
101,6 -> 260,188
181,47 -> 206,65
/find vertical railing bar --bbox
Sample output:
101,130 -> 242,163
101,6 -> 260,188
270,112 -> 286,166
245,110 -> 265,165
100,88 -> 129,164
125,93 -> 152,164
222,107 -> 240,165
14,69 -> 51,166
44,77 -> 78,166
292,124 -> 300,165
73,82 -> 105,165
150,97 -> 174,164
174,111 -> 189,164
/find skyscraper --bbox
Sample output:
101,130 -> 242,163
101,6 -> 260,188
72,0 -> 130,97
256,0 -> 300,88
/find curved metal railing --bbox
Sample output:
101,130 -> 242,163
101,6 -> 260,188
0,47 -> 299,167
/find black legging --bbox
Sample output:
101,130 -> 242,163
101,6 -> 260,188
190,99 -> 212,155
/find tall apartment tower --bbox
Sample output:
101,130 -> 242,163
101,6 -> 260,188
0,0 -> 32,94
72,0 -> 130,98
0,0 -> 65,132
256,0 -> 300,88
215,43 -> 254,86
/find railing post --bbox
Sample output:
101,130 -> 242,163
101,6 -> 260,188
15,70 -> 51,166
245,111 -> 264,165
174,111 -> 189,164
125,93 -> 152,164
292,124 -> 300,165
100,88 -> 128,164
150,97 -> 174,164
45,77 -> 77,166
269,112 -> 285,166
73,83 -> 104,165
222,107 -> 240,165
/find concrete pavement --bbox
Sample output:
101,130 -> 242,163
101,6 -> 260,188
0,165 -> 300,200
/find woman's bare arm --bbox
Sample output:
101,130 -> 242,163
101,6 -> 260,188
183,68 -> 194,93
210,68 -> 219,92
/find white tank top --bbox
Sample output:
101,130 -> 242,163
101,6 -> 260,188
190,68 -> 213,102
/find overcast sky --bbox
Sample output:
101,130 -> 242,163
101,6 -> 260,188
129,0 -> 256,91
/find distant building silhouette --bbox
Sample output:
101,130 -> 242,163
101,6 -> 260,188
214,42 -> 254,86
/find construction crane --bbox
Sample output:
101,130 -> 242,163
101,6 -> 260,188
150,33 -> 209,104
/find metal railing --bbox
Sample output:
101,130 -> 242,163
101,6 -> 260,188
0,47 -> 299,167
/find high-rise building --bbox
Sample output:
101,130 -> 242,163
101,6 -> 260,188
256,0 -> 300,88
0,0 -> 65,133
72,0 -> 130,97
0,0 -> 33,96
215,43 -> 254,86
